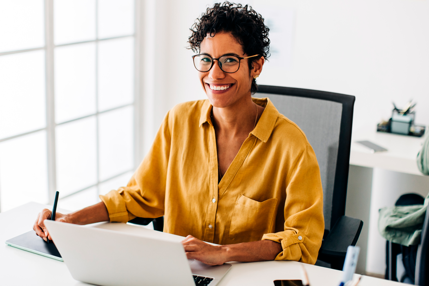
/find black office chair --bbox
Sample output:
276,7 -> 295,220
254,85 -> 363,270
386,195 -> 429,285
129,84 -> 363,270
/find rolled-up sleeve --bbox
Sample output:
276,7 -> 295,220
99,112 -> 172,223
262,143 -> 324,264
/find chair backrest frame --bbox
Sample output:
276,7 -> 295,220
255,85 -> 355,229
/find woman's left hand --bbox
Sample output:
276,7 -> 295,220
182,235 -> 228,266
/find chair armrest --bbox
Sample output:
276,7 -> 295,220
128,217 -> 164,232
128,217 -> 155,226
319,215 -> 363,257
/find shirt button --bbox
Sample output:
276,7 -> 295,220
208,224 -> 213,229
298,236 -> 302,241
212,198 -> 216,203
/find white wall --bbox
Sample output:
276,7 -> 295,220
140,0 -> 208,154
140,0 -> 429,276
256,0 -> 429,131
142,0 -> 429,135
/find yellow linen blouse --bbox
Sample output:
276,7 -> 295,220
100,98 -> 324,264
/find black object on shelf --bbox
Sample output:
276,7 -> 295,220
377,102 -> 426,137
377,119 -> 426,137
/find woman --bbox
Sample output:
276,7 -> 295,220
34,2 -> 324,266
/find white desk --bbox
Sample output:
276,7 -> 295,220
346,127 -> 428,275
350,127 -> 427,176
1,202 -> 403,286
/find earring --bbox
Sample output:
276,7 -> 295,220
254,75 -> 259,79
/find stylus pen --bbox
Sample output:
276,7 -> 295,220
51,191 -> 59,221
47,191 -> 59,242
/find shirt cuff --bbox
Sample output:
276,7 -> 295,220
262,228 -> 305,261
99,188 -> 136,223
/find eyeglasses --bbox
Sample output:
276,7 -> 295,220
192,53 -> 259,73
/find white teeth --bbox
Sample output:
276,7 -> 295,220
210,84 -> 231,91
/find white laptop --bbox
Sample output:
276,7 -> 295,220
44,220 -> 231,286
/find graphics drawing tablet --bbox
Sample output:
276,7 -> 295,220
5,230 -> 63,261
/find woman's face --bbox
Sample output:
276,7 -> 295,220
198,32 -> 263,109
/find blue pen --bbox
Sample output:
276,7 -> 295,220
339,246 -> 360,286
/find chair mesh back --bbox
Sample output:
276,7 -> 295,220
255,92 -> 342,230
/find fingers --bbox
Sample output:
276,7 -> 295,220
186,251 -> 201,260
182,237 -> 203,251
33,209 -> 69,243
33,209 -> 52,241
39,209 -> 51,236
183,244 -> 199,252
186,252 -> 193,259
186,251 -> 221,266
182,235 -> 195,243
33,219 -> 45,239
182,235 -> 226,266
182,235 -> 204,247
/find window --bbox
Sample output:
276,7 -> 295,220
0,0 -> 138,212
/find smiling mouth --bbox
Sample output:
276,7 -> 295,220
206,83 -> 233,91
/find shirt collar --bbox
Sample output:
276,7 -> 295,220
250,98 -> 279,143
199,97 -> 279,143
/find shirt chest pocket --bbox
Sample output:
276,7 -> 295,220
229,195 -> 278,242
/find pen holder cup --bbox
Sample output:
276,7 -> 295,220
391,113 -> 413,135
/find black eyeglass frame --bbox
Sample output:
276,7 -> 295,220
192,53 -> 259,73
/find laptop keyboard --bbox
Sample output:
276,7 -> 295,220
193,275 -> 214,285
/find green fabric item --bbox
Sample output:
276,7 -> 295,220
417,134 -> 429,175
378,194 -> 429,246
379,133 -> 429,246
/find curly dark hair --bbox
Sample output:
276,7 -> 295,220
188,2 -> 270,94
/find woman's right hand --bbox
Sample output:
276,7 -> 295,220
33,202 -> 110,242
33,209 -> 69,241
